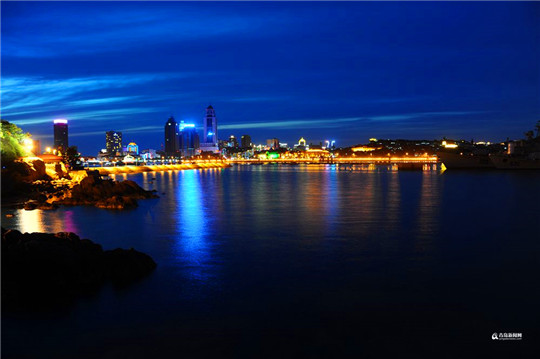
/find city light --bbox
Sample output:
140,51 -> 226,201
53,119 -> 68,124
23,138 -> 34,153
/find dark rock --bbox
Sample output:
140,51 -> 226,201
56,170 -> 158,210
1,227 -> 156,311
104,248 -> 157,285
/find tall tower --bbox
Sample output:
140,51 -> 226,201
53,119 -> 68,151
164,116 -> 180,156
201,105 -> 218,153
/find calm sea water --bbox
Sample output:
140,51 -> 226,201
2,164 -> 540,357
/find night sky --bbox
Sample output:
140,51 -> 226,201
2,1 -> 539,155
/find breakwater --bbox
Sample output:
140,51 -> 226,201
95,162 -> 231,175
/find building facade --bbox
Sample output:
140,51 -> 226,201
241,135 -> 252,149
180,124 -> 200,158
53,119 -> 68,151
266,138 -> 279,149
105,131 -> 122,155
200,105 -> 219,153
126,142 -> 139,155
164,116 -> 180,156
228,135 -> 238,148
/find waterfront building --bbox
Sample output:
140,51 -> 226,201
126,142 -> 139,155
241,135 -> 252,149
105,131 -> 122,155
53,119 -> 68,151
266,138 -> 279,149
164,116 -> 180,156
200,105 -> 219,153
294,137 -> 308,151
180,124 -> 200,158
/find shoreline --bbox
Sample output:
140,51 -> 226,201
94,162 -> 231,175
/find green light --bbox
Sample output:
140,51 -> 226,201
267,152 -> 279,159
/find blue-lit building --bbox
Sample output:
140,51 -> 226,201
200,105 -> 219,153
126,142 -> 139,155
180,124 -> 200,158
164,116 -> 180,156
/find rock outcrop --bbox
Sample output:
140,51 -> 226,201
56,170 -> 158,209
1,227 -> 157,310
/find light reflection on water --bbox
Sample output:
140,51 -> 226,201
175,169 -> 212,281
3,165 -> 540,358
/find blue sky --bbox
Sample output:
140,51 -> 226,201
1,1 -> 539,154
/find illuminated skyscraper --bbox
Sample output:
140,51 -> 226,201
180,124 -> 200,158
200,105 -> 219,153
106,131 -> 122,155
164,116 -> 180,156
53,119 -> 68,151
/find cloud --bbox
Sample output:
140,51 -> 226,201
0,72 -> 198,116
221,117 -> 362,130
68,96 -> 142,106
220,111 -> 486,131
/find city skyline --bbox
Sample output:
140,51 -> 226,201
2,1 -> 539,154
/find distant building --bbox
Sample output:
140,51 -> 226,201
294,137 -> 307,151
53,119 -> 68,151
200,105 -> 219,153
126,142 -> 139,155
180,124 -> 200,158
164,116 -> 180,156
141,149 -> 157,160
228,135 -> 238,148
266,138 -> 279,149
106,131 -> 122,155
241,135 -> 252,149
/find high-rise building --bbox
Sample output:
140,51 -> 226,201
164,116 -> 180,156
180,124 -> 200,158
106,131 -> 122,155
53,119 -> 68,151
241,135 -> 252,149
201,105 -> 218,153
266,138 -> 279,149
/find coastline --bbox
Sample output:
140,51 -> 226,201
95,162 -> 231,175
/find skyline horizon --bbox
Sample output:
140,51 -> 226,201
21,109 -> 537,157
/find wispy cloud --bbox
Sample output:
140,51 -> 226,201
221,117 -> 362,130
68,96 -> 141,106
0,72 -> 198,116
220,111 -> 485,131
10,107 -> 162,127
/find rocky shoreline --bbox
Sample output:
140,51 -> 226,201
2,227 -> 157,311
2,158 -> 158,210
55,170 -> 158,209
